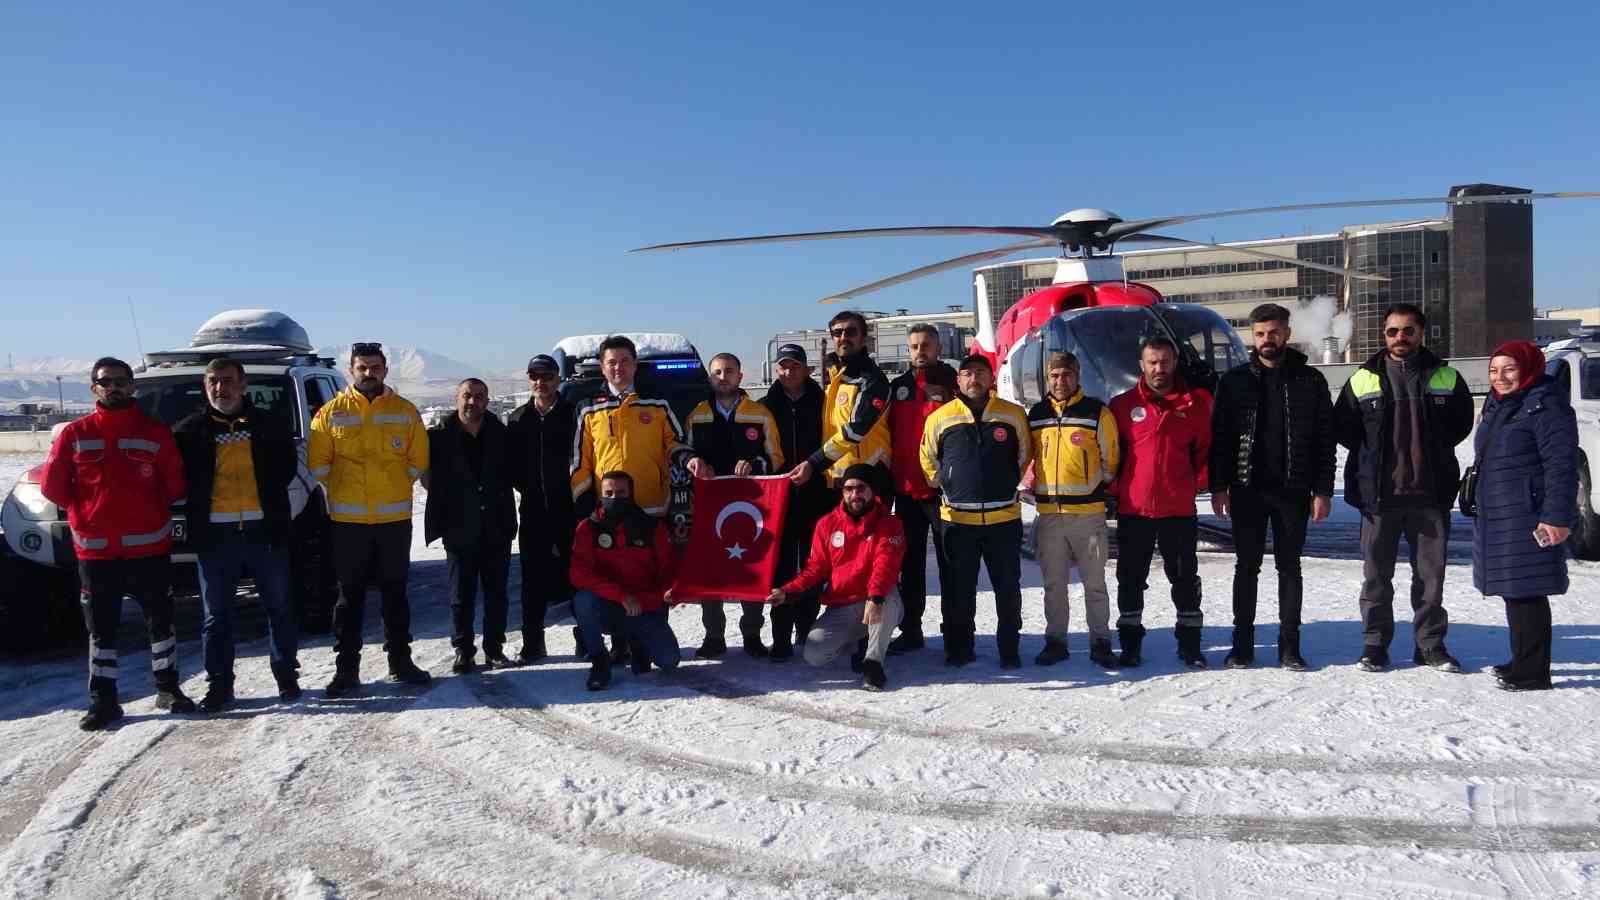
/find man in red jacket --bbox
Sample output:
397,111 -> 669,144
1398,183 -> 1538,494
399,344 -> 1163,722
885,323 -> 956,654
767,464 -> 906,691
1108,337 -> 1214,669
570,470 -> 682,691
39,357 -> 193,730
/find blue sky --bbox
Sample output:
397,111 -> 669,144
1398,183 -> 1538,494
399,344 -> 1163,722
2,1 -> 1597,378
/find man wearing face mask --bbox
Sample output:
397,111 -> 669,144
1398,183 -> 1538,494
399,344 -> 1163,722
308,342 -> 431,695
505,354 -> 576,664
571,471 -> 682,691
426,378 -> 518,674
174,358 -> 302,711
1334,303 -> 1474,674
41,357 -> 192,730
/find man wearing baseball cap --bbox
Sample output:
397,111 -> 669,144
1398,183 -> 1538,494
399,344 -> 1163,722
506,353 -> 578,663
761,343 -> 829,660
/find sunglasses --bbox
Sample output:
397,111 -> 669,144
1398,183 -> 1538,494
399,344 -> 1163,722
1384,326 -> 1418,338
94,376 -> 133,389
829,327 -> 861,338
351,341 -> 384,356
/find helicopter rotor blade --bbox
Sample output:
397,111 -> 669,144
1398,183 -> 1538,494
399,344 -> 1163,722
631,225 -> 1054,253
817,239 -> 1059,305
1120,234 -> 1390,282
1103,191 -> 1600,243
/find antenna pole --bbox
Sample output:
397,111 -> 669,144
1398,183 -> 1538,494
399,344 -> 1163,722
127,297 -> 146,362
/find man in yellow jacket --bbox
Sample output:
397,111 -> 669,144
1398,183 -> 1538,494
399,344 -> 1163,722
788,311 -> 891,491
1027,351 -> 1119,668
308,342 -> 431,695
570,335 -> 692,521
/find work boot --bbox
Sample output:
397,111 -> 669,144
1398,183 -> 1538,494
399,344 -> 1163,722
861,659 -> 887,692
1177,626 -> 1207,669
742,631 -> 770,659
80,695 -> 124,731
572,626 -> 589,661
155,685 -> 197,713
629,638 -> 652,675
484,649 -> 513,669
1491,661 -> 1512,678
850,636 -> 868,673
1357,646 -> 1390,673
1416,646 -> 1462,673
695,635 -> 728,659
1496,676 -> 1553,692
586,654 -> 612,691
516,633 -> 546,665
1034,639 -> 1070,666
887,629 -> 925,655
452,648 -> 475,675
1224,627 -> 1254,668
769,634 -> 794,662
388,652 -> 432,686
272,664 -> 302,701
1089,639 -> 1119,669
198,683 -> 235,713
324,657 -> 361,698
1278,634 -> 1307,672
943,633 -> 976,667
1117,627 -> 1144,668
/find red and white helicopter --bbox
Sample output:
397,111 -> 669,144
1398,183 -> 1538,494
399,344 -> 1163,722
634,188 -> 1598,404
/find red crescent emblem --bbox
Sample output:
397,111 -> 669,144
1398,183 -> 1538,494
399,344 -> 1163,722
993,427 -> 1007,441
871,397 -> 885,410
1069,431 -> 1085,445
745,427 -> 759,441
639,411 -> 652,424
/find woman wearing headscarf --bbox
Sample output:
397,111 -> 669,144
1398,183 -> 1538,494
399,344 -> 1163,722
1471,340 -> 1578,691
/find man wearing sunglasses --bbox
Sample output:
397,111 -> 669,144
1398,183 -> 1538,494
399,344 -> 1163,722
40,357 -> 193,729
308,342 -> 432,695
788,311 -> 892,493
1334,303 -> 1474,674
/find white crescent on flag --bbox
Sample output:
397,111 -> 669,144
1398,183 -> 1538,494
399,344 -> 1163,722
714,501 -> 764,560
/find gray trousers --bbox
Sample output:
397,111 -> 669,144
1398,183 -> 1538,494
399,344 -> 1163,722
803,589 -> 904,667
1359,504 -> 1450,651
1035,512 -> 1112,642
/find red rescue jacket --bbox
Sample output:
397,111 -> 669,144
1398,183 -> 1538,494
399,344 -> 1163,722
887,363 -> 957,498
40,403 -> 186,560
570,513 -> 677,611
782,499 -> 906,606
1109,377 -> 1213,519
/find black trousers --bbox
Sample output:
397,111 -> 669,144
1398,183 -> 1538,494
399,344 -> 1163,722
894,494 -> 948,635
1504,595 -> 1552,682
447,536 -> 512,653
1358,504 -> 1450,652
518,511 -> 574,644
331,521 -> 414,660
701,599 -> 766,641
942,519 -> 1024,657
79,556 -> 177,700
771,504 -> 824,647
1230,487 -> 1310,641
1115,515 -> 1203,642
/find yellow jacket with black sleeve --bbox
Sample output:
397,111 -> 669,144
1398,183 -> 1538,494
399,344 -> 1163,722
919,394 -> 1031,525
570,390 -> 691,517
810,351 -> 892,485
307,386 -> 429,525
1027,391 -> 1119,515
685,391 -> 784,475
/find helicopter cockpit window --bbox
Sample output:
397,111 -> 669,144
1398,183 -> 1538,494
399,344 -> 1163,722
1154,304 -> 1250,382
1015,334 -> 1043,406
1045,307 -> 1162,402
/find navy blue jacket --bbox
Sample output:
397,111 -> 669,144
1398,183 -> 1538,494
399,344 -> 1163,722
1470,376 -> 1578,598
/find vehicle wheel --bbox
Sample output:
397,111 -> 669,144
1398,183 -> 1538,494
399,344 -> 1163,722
0,549 -> 82,654
290,499 -> 337,633
1573,462 -> 1600,562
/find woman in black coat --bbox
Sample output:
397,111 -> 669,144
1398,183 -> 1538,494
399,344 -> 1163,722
1471,340 -> 1579,691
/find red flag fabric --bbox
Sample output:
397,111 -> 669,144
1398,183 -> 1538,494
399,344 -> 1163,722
673,475 -> 790,602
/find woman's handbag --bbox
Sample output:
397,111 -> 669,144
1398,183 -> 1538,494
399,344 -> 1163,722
1459,465 -> 1478,517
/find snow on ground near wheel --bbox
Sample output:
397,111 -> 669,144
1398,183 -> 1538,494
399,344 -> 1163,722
6,444 -> 1600,897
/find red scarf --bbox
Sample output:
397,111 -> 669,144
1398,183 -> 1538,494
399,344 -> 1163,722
1489,340 -> 1544,397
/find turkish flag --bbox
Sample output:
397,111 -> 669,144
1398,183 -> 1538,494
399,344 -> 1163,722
673,475 -> 790,602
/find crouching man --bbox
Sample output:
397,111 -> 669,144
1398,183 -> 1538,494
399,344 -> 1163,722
571,471 -> 682,691
767,465 -> 906,691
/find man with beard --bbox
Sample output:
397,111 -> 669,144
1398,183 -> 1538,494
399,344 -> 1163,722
1210,305 -> 1335,671
787,311 -> 891,492
308,342 -> 432,695
885,323 -> 956,654
1334,303 -> 1474,673
768,465 -> 906,691
1109,337 -> 1214,669
41,357 -> 192,729
684,352 -> 783,658
571,471 -> 682,691
174,357 -> 301,711
426,378 -> 518,674
761,344 -> 829,660
505,354 -> 577,663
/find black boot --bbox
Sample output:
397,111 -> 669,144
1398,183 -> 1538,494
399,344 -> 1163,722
1177,626 -> 1207,669
1278,633 -> 1307,671
608,638 -> 631,666
1118,627 -> 1144,668
198,680 -> 235,713
586,654 -> 612,691
1034,639 -> 1070,666
850,636 -> 868,673
572,626 -> 589,661
769,633 -> 794,662
742,629 -> 770,659
630,638 -> 653,675
388,651 -> 432,686
861,659 -> 887,691
887,629 -> 925,655
1223,627 -> 1253,669
944,632 -> 976,667
324,656 -> 362,697
155,684 -> 197,713
515,632 -> 546,665
452,647 -> 475,674
80,693 -> 124,731
1416,646 -> 1462,673
696,635 -> 728,659
484,648 -> 514,669
1357,645 -> 1390,672
1089,639 -> 1118,668
272,663 -> 302,701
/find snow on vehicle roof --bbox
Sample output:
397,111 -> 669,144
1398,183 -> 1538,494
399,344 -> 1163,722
182,310 -> 313,353
553,333 -> 697,360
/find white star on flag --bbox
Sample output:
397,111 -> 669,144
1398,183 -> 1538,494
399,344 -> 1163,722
725,543 -> 746,560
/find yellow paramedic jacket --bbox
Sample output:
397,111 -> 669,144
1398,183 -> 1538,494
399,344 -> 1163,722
814,351 -> 892,484
1026,390 -> 1119,515
307,386 -> 429,525
570,390 -> 691,517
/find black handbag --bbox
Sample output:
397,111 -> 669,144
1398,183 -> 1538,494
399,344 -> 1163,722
1459,465 -> 1478,517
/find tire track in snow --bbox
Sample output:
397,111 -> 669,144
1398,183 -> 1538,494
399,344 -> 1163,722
468,676 -> 1600,853
0,734 -> 104,852
672,669 -> 1600,782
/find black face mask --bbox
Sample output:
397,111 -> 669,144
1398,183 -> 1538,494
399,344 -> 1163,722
599,496 -> 637,521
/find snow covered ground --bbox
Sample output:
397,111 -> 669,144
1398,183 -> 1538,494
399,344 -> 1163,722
6,449 -> 1600,897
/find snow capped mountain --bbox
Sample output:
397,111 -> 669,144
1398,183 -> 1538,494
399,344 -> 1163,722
316,345 -> 484,384
2,357 -> 99,377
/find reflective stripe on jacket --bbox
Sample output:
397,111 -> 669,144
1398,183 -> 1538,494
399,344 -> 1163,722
685,392 -> 783,475
39,403 -> 186,560
812,352 -> 892,484
570,391 -> 690,517
920,395 -> 1031,525
307,386 -> 428,525
1027,391 -> 1118,515
1332,347 -> 1474,512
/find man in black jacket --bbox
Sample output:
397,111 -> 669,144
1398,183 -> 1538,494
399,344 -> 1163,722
173,358 -> 301,710
761,344 -> 829,660
1333,303 -> 1475,673
505,354 -> 577,663
426,378 -> 518,673
1210,304 -> 1335,671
